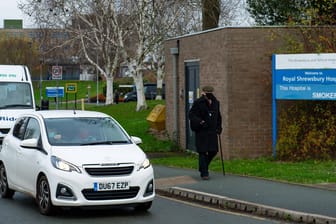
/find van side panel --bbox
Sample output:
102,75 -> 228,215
0,65 -> 36,144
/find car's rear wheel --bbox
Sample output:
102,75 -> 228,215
36,175 -> 55,215
135,201 -> 152,211
0,163 -> 15,198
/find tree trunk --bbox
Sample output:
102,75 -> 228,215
134,71 -> 148,111
155,66 -> 164,100
202,0 -> 220,30
105,76 -> 114,105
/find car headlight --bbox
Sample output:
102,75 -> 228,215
138,158 -> 151,171
51,156 -> 81,173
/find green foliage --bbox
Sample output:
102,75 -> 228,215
33,80 -> 103,104
88,101 -> 177,152
34,86 -> 177,153
33,79 -> 133,104
268,1 -> 336,161
246,0 -> 307,25
151,156 -> 336,184
0,37 -> 41,73
307,0 -> 336,25
247,0 -> 336,26
277,101 -> 336,160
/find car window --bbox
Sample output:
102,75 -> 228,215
24,118 -> 41,140
12,117 -> 29,140
45,117 -> 131,146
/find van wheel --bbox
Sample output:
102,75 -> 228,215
0,163 -> 15,198
36,175 -> 55,215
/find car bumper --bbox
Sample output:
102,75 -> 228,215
47,166 -> 155,207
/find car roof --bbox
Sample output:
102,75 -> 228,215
21,110 -> 111,119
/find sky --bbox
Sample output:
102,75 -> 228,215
0,0 -> 253,28
0,0 -> 34,28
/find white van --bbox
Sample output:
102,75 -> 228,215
0,65 -> 36,144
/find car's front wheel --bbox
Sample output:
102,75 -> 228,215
0,163 -> 15,198
36,175 -> 55,215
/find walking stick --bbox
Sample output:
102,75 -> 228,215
218,134 -> 225,176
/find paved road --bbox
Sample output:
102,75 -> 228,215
154,165 -> 336,223
0,192 -> 283,224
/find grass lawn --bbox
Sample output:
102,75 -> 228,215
151,154 -> 336,185
34,81 -> 336,185
87,101 -> 336,185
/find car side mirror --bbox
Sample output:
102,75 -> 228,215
131,136 -> 142,145
20,138 -> 38,149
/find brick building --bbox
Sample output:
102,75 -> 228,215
164,27 -> 290,159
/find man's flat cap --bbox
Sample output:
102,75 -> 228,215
202,86 -> 214,92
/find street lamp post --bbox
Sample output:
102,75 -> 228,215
96,53 -> 99,105
39,60 -> 43,107
87,85 -> 91,103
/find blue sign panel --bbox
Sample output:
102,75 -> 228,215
273,54 -> 336,100
272,53 -> 336,158
46,87 -> 64,97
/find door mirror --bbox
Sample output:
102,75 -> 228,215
20,138 -> 38,149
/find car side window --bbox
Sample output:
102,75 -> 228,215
24,118 -> 41,140
12,117 -> 29,140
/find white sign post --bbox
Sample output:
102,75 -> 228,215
51,65 -> 62,109
52,66 -> 62,80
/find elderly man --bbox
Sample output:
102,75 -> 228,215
188,86 -> 222,180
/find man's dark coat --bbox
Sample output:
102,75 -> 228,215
188,95 -> 222,153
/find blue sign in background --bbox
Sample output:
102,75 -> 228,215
46,87 -> 64,97
272,54 -> 336,158
275,84 -> 336,100
274,69 -> 336,100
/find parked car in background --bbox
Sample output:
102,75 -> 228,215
123,83 -> 165,102
0,110 -> 154,215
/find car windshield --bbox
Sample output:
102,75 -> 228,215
45,117 -> 131,146
0,82 -> 34,109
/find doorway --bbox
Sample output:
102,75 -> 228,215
185,61 -> 200,152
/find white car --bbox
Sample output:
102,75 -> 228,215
0,110 -> 154,215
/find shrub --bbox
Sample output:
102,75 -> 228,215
277,101 -> 336,160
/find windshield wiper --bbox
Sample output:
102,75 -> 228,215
80,140 -> 129,146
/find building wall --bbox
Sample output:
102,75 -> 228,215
165,27 -> 288,159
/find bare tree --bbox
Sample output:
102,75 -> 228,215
117,0 -> 196,111
19,0 -> 177,109
18,0 -> 248,110
202,0 -> 220,30
171,0 -> 248,34
71,1 -> 126,105
118,0 -> 247,110
19,0 -> 129,105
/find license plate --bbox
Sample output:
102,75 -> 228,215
93,181 -> 129,191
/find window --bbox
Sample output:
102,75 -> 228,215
12,117 -> 28,140
24,118 -> 41,140
0,82 -> 33,108
44,117 -> 130,146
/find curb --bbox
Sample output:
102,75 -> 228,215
156,187 -> 336,224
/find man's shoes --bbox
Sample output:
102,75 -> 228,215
201,176 -> 209,180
